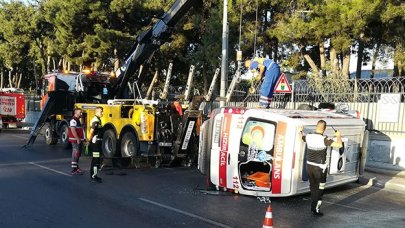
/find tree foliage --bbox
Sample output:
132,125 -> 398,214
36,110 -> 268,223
0,0 -> 403,91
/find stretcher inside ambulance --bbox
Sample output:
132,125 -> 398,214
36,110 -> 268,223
198,107 -> 365,197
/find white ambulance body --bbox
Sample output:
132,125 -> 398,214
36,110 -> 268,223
198,107 -> 365,197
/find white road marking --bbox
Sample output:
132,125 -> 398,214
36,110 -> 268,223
138,198 -> 231,228
323,200 -> 368,212
29,162 -> 71,177
10,134 -> 28,140
0,145 -> 20,148
0,158 -> 70,168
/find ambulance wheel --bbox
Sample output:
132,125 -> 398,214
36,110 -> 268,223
44,125 -> 57,145
102,129 -> 118,158
120,131 -> 139,157
60,124 -> 71,149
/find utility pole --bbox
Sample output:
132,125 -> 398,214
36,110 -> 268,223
220,0 -> 228,107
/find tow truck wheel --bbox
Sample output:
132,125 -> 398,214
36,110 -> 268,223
60,124 -> 71,149
44,125 -> 57,145
102,129 -> 117,158
120,131 -> 139,157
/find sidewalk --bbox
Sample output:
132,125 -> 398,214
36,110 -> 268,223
359,167 -> 405,192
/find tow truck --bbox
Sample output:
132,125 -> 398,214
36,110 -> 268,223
73,0 -> 210,167
26,0 -> 213,167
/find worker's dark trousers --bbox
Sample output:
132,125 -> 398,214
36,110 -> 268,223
307,164 -> 327,212
71,142 -> 82,169
90,140 -> 102,178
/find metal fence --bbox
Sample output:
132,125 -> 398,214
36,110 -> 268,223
227,76 -> 405,135
23,77 -> 405,135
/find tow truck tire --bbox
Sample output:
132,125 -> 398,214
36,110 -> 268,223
102,129 -> 117,158
120,131 -> 139,157
60,124 -> 71,149
198,120 -> 211,175
44,125 -> 57,145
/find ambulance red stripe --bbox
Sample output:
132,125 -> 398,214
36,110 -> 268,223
219,114 -> 231,187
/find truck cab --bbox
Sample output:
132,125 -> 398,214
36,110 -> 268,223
0,88 -> 25,128
37,71 -> 111,147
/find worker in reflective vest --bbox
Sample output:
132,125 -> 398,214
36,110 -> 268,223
87,106 -> 104,183
299,120 -> 342,216
68,108 -> 85,175
245,57 -> 281,108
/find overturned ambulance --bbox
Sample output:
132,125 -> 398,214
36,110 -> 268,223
198,107 -> 366,197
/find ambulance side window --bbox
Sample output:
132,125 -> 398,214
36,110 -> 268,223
240,119 -> 277,158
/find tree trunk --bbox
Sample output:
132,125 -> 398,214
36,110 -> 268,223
17,73 -> 22,88
36,38 -> 48,75
319,42 -> 326,77
8,69 -> 13,88
62,58 -> 67,71
273,39 -> 278,62
303,54 -> 319,75
114,48 -> 120,71
393,44 -> 404,77
203,64 -> 208,95
356,34 -> 365,79
330,48 -> 339,77
47,56 -> 51,72
342,51 -> 350,79
0,71 -> 3,88
370,42 -> 380,79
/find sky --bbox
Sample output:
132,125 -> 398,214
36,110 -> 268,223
349,49 -> 394,74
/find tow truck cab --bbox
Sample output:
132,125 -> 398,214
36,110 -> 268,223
199,107 -> 365,197
38,71 -> 111,147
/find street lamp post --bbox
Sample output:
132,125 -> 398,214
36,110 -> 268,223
220,0 -> 228,107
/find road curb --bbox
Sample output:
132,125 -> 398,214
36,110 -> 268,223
358,176 -> 405,192
365,166 -> 405,177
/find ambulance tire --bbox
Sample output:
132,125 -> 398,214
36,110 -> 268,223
120,131 -> 139,158
102,129 -> 118,158
60,124 -> 71,149
198,120 -> 211,175
44,125 -> 57,145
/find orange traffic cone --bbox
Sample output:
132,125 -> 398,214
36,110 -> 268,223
262,205 -> 273,228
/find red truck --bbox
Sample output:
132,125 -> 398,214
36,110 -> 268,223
0,88 -> 25,128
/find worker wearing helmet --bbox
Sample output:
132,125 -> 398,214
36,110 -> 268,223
245,57 -> 281,108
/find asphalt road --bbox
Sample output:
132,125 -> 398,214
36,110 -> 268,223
0,131 -> 404,228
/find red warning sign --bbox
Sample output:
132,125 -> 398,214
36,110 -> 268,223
274,73 -> 292,93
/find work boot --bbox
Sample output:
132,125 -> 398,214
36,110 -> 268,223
90,176 -> 103,183
311,210 -> 324,216
72,168 -> 85,175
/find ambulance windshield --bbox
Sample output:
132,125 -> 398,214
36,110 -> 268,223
241,120 -> 276,158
